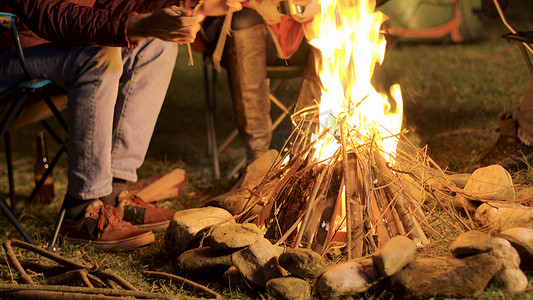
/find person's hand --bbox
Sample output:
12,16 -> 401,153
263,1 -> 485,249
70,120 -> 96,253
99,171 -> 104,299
127,6 -> 204,43
197,0 -> 244,16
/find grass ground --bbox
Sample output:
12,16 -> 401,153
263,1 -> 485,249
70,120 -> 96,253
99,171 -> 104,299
1,1 -> 533,299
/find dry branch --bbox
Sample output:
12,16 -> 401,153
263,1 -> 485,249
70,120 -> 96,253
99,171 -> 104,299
143,270 -> 222,299
0,283 -> 181,299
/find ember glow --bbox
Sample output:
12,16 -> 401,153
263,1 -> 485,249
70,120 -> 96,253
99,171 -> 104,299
308,0 -> 403,163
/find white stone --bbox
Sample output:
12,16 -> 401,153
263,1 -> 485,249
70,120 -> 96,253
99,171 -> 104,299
315,258 -> 378,298
162,206 -> 234,257
475,203 -> 533,231
373,236 -> 416,276
463,165 -> 515,201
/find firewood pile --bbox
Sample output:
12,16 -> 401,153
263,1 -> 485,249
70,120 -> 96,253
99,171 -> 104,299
234,107 -> 477,258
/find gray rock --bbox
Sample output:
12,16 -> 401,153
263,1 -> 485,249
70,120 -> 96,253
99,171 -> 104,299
489,237 -> 528,294
499,227 -> 533,270
450,230 -> 494,257
173,246 -> 235,279
278,248 -> 327,279
475,202 -> 533,231
266,277 -> 311,300
463,165 -> 515,201
388,253 -> 500,299
315,258 -> 378,299
208,223 -> 263,250
223,266 -> 248,288
491,267 -> 529,295
231,237 -> 287,287
162,206 -> 234,258
372,235 -> 416,276
490,237 -> 520,269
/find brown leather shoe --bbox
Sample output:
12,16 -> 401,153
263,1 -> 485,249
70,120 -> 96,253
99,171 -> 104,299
61,200 -> 155,251
117,195 -> 176,232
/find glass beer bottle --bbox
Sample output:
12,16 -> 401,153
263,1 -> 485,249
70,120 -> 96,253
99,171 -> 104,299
34,131 -> 55,204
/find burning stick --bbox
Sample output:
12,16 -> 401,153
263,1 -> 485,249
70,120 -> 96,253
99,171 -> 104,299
340,118 -> 354,259
312,163 -> 344,254
295,161 -> 335,247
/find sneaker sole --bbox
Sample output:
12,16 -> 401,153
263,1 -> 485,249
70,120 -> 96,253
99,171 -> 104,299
135,220 -> 170,232
67,231 -> 155,251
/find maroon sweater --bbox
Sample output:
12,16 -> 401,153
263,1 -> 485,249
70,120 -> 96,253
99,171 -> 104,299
0,0 -> 181,50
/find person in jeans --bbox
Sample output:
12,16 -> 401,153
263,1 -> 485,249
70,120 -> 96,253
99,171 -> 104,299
0,0 -> 242,251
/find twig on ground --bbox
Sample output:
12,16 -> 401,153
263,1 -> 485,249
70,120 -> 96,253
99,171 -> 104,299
143,270 -> 222,299
0,283 -> 181,299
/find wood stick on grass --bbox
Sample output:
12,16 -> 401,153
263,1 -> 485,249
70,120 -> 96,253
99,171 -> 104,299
143,270 -> 222,299
0,283 -> 180,299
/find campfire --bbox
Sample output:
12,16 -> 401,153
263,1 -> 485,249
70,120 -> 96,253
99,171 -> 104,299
2,1 -> 532,299
232,0 -> 467,258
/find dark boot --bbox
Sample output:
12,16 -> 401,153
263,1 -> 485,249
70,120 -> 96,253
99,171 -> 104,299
224,24 -> 272,164
462,113 -> 518,173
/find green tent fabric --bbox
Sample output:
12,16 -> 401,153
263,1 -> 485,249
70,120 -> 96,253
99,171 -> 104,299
378,0 -> 484,43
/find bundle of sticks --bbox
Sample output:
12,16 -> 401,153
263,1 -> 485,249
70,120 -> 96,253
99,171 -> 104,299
235,107 -> 472,259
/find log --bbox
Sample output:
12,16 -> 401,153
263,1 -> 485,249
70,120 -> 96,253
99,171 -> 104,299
374,153 -> 429,244
134,168 -> 187,203
369,191 -> 390,247
312,163 -> 344,255
346,153 -> 364,258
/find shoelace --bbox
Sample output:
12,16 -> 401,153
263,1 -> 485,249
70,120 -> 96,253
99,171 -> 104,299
121,194 -> 160,208
96,204 -> 129,232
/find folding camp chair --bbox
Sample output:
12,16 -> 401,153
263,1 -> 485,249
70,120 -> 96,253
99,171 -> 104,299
492,0 -> 533,74
0,12 -> 68,251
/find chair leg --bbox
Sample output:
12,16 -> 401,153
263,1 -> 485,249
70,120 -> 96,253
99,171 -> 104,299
4,133 -> 16,210
203,54 -> 221,179
47,199 -> 66,252
40,89 -> 68,131
41,120 -> 68,150
0,195 -> 35,245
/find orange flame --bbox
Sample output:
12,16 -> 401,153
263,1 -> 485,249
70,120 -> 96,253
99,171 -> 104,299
308,0 -> 403,163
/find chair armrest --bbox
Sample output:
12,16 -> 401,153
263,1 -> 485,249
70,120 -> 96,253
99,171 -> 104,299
0,12 -> 15,32
502,31 -> 533,44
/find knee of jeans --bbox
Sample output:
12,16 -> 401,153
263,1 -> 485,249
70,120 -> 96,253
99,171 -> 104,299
150,39 -> 179,58
132,39 -> 178,64
88,46 -> 123,76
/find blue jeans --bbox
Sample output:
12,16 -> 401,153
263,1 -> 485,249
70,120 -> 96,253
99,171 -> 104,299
0,39 -> 178,200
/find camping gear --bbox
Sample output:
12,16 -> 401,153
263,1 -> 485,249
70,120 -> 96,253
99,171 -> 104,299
378,0 -> 483,43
